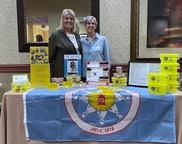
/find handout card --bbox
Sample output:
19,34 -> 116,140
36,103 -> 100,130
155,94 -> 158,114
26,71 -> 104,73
12,74 -> 29,83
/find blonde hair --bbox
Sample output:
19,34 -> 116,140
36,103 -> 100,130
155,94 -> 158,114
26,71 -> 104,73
57,9 -> 78,33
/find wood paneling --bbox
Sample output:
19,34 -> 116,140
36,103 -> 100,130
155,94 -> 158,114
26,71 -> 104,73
0,64 -> 128,74
0,64 -> 30,73
0,63 -> 181,74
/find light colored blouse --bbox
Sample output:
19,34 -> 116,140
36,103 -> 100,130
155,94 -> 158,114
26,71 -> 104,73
81,33 -> 110,77
66,34 -> 79,54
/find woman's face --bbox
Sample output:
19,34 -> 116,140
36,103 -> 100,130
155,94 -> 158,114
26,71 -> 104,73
85,19 -> 96,33
63,13 -> 74,31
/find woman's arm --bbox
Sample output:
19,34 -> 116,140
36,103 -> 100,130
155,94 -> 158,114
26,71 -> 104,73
48,32 -> 57,65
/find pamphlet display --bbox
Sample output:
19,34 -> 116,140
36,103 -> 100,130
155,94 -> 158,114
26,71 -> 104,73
64,54 -> 81,76
30,46 -> 50,88
11,74 -> 31,92
86,61 -> 110,86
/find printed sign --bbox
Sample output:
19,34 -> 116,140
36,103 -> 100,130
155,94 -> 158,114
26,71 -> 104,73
64,55 -> 81,76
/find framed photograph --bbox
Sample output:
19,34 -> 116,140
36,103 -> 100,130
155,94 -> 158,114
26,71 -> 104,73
127,61 -> 160,87
130,0 -> 182,65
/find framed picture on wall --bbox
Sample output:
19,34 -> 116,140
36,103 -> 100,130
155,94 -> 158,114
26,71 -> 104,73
130,0 -> 182,65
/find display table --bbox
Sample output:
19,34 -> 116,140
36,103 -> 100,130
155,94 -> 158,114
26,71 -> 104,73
0,87 -> 182,144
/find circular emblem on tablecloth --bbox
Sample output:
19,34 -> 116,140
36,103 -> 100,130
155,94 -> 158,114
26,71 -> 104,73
64,88 -> 140,135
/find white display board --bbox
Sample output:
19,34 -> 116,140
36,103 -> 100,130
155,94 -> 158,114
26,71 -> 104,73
127,61 -> 160,87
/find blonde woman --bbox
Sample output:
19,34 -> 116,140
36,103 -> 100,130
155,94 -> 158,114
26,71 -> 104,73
49,9 -> 82,78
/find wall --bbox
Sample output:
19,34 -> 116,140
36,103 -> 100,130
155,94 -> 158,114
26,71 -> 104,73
100,0 -> 130,64
0,0 -> 130,64
0,0 -> 131,93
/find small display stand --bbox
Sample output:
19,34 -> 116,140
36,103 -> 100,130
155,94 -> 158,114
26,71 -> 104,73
86,61 -> 110,86
64,54 -> 81,77
11,74 -> 31,92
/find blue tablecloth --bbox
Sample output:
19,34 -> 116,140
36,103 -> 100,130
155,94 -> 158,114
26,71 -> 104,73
23,86 -> 176,143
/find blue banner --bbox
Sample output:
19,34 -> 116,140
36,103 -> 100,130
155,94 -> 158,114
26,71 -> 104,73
23,87 -> 176,143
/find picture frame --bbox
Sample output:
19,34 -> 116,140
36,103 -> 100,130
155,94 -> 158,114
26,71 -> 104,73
130,0 -> 182,66
64,54 -> 82,76
127,61 -> 160,87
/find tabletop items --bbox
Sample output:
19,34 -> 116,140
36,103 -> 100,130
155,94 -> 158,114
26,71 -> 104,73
10,51 -> 180,95
148,53 -> 180,95
50,75 -> 85,89
86,61 -> 110,86
11,74 -> 31,92
111,66 -> 127,87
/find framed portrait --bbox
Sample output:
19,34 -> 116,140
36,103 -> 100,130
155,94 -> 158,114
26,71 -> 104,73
130,0 -> 182,65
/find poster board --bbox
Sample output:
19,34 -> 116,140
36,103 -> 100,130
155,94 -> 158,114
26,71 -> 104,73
127,61 -> 160,87
30,46 -> 50,88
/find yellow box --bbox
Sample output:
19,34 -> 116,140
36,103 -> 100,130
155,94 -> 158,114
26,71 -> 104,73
148,83 -> 167,95
47,83 -> 59,90
167,82 -> 179,93
63,81 -> 73,88
112,77 -> 127,87
148,73 -> 168,83
160,54 -> 180,63
11,82 -> 31,92
166,72 -> 179,81
160,63 -> 179,72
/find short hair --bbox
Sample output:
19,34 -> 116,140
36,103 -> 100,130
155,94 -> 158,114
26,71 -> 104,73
84,16 -> 98,26
58,9 -> 78,32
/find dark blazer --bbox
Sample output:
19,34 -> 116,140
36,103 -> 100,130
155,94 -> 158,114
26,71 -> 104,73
48,29 -> 82,77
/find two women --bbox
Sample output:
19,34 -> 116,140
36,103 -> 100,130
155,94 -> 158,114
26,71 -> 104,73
49,9 -> 110,79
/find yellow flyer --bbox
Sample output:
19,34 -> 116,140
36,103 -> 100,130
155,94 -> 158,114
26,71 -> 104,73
30,47 -> 50,88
